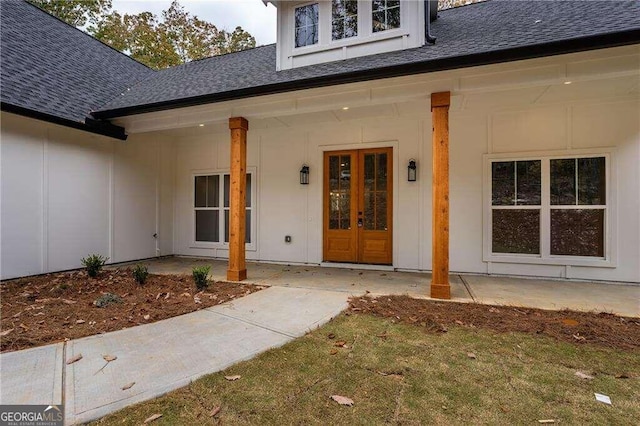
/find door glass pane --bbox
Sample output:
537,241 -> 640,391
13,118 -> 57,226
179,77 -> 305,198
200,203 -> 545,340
364,190 -> 374,230
364,154 -> 375,192
376,153 -> 387,191
550,159 -> 576,205
551,209 -> 604,257
578,157 -> 605,205
246,174 -> 252,207
491,162 -> 514,205
195,176 -> 207,208
224,175 -> 230,207
224,210 -> 229,243
329,155 -> 351,230
492,209 -> 540,254
245,211 -> 251,243
196,210 -> 219,242
375,191 -> 387,230
516,160 -> 540,205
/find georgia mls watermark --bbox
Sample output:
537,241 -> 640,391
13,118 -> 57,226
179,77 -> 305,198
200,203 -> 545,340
0,405 -> 63,426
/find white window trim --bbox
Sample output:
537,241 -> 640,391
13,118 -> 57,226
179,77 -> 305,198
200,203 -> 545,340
191,167 -> 257,252
290,0 -> 407,56
482,148 -> 617,268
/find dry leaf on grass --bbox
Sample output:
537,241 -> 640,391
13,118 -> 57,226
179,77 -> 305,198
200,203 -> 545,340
224,375 -> 241,381
330,395 -> 354,406
103,354 -> 117,362
575,371 -> 594,380
327,333 -> 335,339
66,354 -> 83,364
329,349 -> 338,355
615,373 -> 630,379
467,352 -> 477,359
121,382 -> 135,390
210,406 -> 221,417
538,420 -> 555,424
76,320 -> 85,324
143,315 -> 150,320
334,341 -> 347,348
144,413 -> 163,423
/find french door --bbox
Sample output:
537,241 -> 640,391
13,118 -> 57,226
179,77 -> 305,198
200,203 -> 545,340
323,148 -> 393,264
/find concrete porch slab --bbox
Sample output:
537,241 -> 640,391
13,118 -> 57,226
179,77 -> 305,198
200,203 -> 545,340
464,275 -> 640,317
0,343 -> 63,405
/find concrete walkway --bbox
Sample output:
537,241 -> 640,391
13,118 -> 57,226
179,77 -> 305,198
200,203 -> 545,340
0,286 -> 350,425
117,257 -> 639,317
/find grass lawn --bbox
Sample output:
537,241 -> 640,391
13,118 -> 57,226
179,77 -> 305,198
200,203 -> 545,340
95,313 -> 640,425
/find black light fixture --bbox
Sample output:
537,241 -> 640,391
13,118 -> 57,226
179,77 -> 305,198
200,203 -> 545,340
408,159 -> 417,182
300,165 -> 310,185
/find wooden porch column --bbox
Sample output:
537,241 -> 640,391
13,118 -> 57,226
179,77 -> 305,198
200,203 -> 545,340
431,92 -> 451,299
227,117 -> 249,281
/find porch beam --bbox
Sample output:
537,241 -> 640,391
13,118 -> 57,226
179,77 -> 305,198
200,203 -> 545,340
430,91 -> 451,299
227,117 -> 249,281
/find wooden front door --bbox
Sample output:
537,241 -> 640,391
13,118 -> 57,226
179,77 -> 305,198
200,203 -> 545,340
323,148 -> 393,264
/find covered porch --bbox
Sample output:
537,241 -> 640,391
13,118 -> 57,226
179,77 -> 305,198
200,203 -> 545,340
112,256 -> 639,317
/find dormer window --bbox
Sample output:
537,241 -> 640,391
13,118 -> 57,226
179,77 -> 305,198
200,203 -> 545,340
372,0 -> 401,33
332,0 -> 358,41
295,3 -> 319,48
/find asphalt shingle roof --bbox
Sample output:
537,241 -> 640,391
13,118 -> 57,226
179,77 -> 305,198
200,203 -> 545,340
94,0 -> 640,118
0,0 -> 152,124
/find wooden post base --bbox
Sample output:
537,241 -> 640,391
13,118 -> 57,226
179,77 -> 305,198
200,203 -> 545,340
430,283 -> 451,299
227,269 -> 247,282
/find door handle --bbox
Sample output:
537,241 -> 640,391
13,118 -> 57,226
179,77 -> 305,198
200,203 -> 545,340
357,218 -> 363,228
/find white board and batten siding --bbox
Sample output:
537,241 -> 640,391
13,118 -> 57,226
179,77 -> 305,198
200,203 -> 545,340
0,113 -> 175,280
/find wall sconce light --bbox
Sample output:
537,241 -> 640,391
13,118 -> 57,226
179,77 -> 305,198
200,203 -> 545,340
300,165 -> 310,185
408,159 -> 417,182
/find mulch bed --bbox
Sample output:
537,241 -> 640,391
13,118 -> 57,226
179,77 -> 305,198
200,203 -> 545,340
1,269 -> 263,353
349,295 -> 640,351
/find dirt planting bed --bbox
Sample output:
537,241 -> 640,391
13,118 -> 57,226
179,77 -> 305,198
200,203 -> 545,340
1,269 -> 263,352
349,295 -> 640,351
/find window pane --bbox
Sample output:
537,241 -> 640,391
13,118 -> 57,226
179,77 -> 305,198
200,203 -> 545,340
224,210 -> 229,243
345,16 -> 357,37
550,159 -> 576,205
295,27 -> 308,48
491,161 -> 515,206
578,157 -> 605,205
492,209 -> 540,254
329,156 -> 340,191
387,6 -> 400,29
246,174 -> 252,207
551,209 -> 604,257
207,175 -> 219,207
195,176 -> 207,207
224,174 -> 230,207
196,210 -> 219,242
364,190 -> 374,230
364,154 -> 375,192
246,211 -> 251,244
332,20 -> 344,40
516,160 -> 541,205
372,10 -> 385,32
372,0 -> 385,12
295,4 -> 318,47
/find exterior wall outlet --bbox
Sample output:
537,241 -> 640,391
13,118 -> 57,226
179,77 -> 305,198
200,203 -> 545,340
285,235 -> 292,243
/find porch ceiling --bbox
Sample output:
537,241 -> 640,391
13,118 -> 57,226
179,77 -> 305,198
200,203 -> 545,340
112,46 -> 639,135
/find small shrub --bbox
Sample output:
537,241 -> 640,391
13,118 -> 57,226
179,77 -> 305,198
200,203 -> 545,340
81,254 -> 109,278
132,264 -> 149,285
94,293 -> 122,308
192,266 -> 211,291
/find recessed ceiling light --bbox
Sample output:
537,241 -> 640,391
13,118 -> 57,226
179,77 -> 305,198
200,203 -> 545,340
198,123 -> 205,127
564,81 -> 572,85
342,107 -> 349,110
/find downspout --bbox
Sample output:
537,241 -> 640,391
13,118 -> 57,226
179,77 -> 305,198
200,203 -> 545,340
425,0 -> 437,44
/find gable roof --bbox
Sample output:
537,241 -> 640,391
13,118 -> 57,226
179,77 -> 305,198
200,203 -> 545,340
0,0 -> 153,138
92,0 -> 640,119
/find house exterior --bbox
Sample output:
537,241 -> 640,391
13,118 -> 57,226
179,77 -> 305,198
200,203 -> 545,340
1,0 -> 639,298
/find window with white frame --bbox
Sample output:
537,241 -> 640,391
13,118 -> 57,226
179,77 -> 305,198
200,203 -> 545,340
295,3 -> 319,47
372,0 -> 400,33
332,0 -> 358,40
490,155 -> 607,260
194,173 -> 253,244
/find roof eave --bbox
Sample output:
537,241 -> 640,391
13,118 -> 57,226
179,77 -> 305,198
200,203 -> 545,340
2,102 -> 128,140
91,28 -> 640,120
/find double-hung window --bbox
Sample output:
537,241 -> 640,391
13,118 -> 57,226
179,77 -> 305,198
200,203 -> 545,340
332,0 -> 358,40
194,172 -> 253,245
488,153 -> 610,264
372,0 -> 400,33
295,3 -> 319,47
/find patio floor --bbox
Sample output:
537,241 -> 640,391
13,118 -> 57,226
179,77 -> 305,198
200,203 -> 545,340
111,257 -> 639,317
